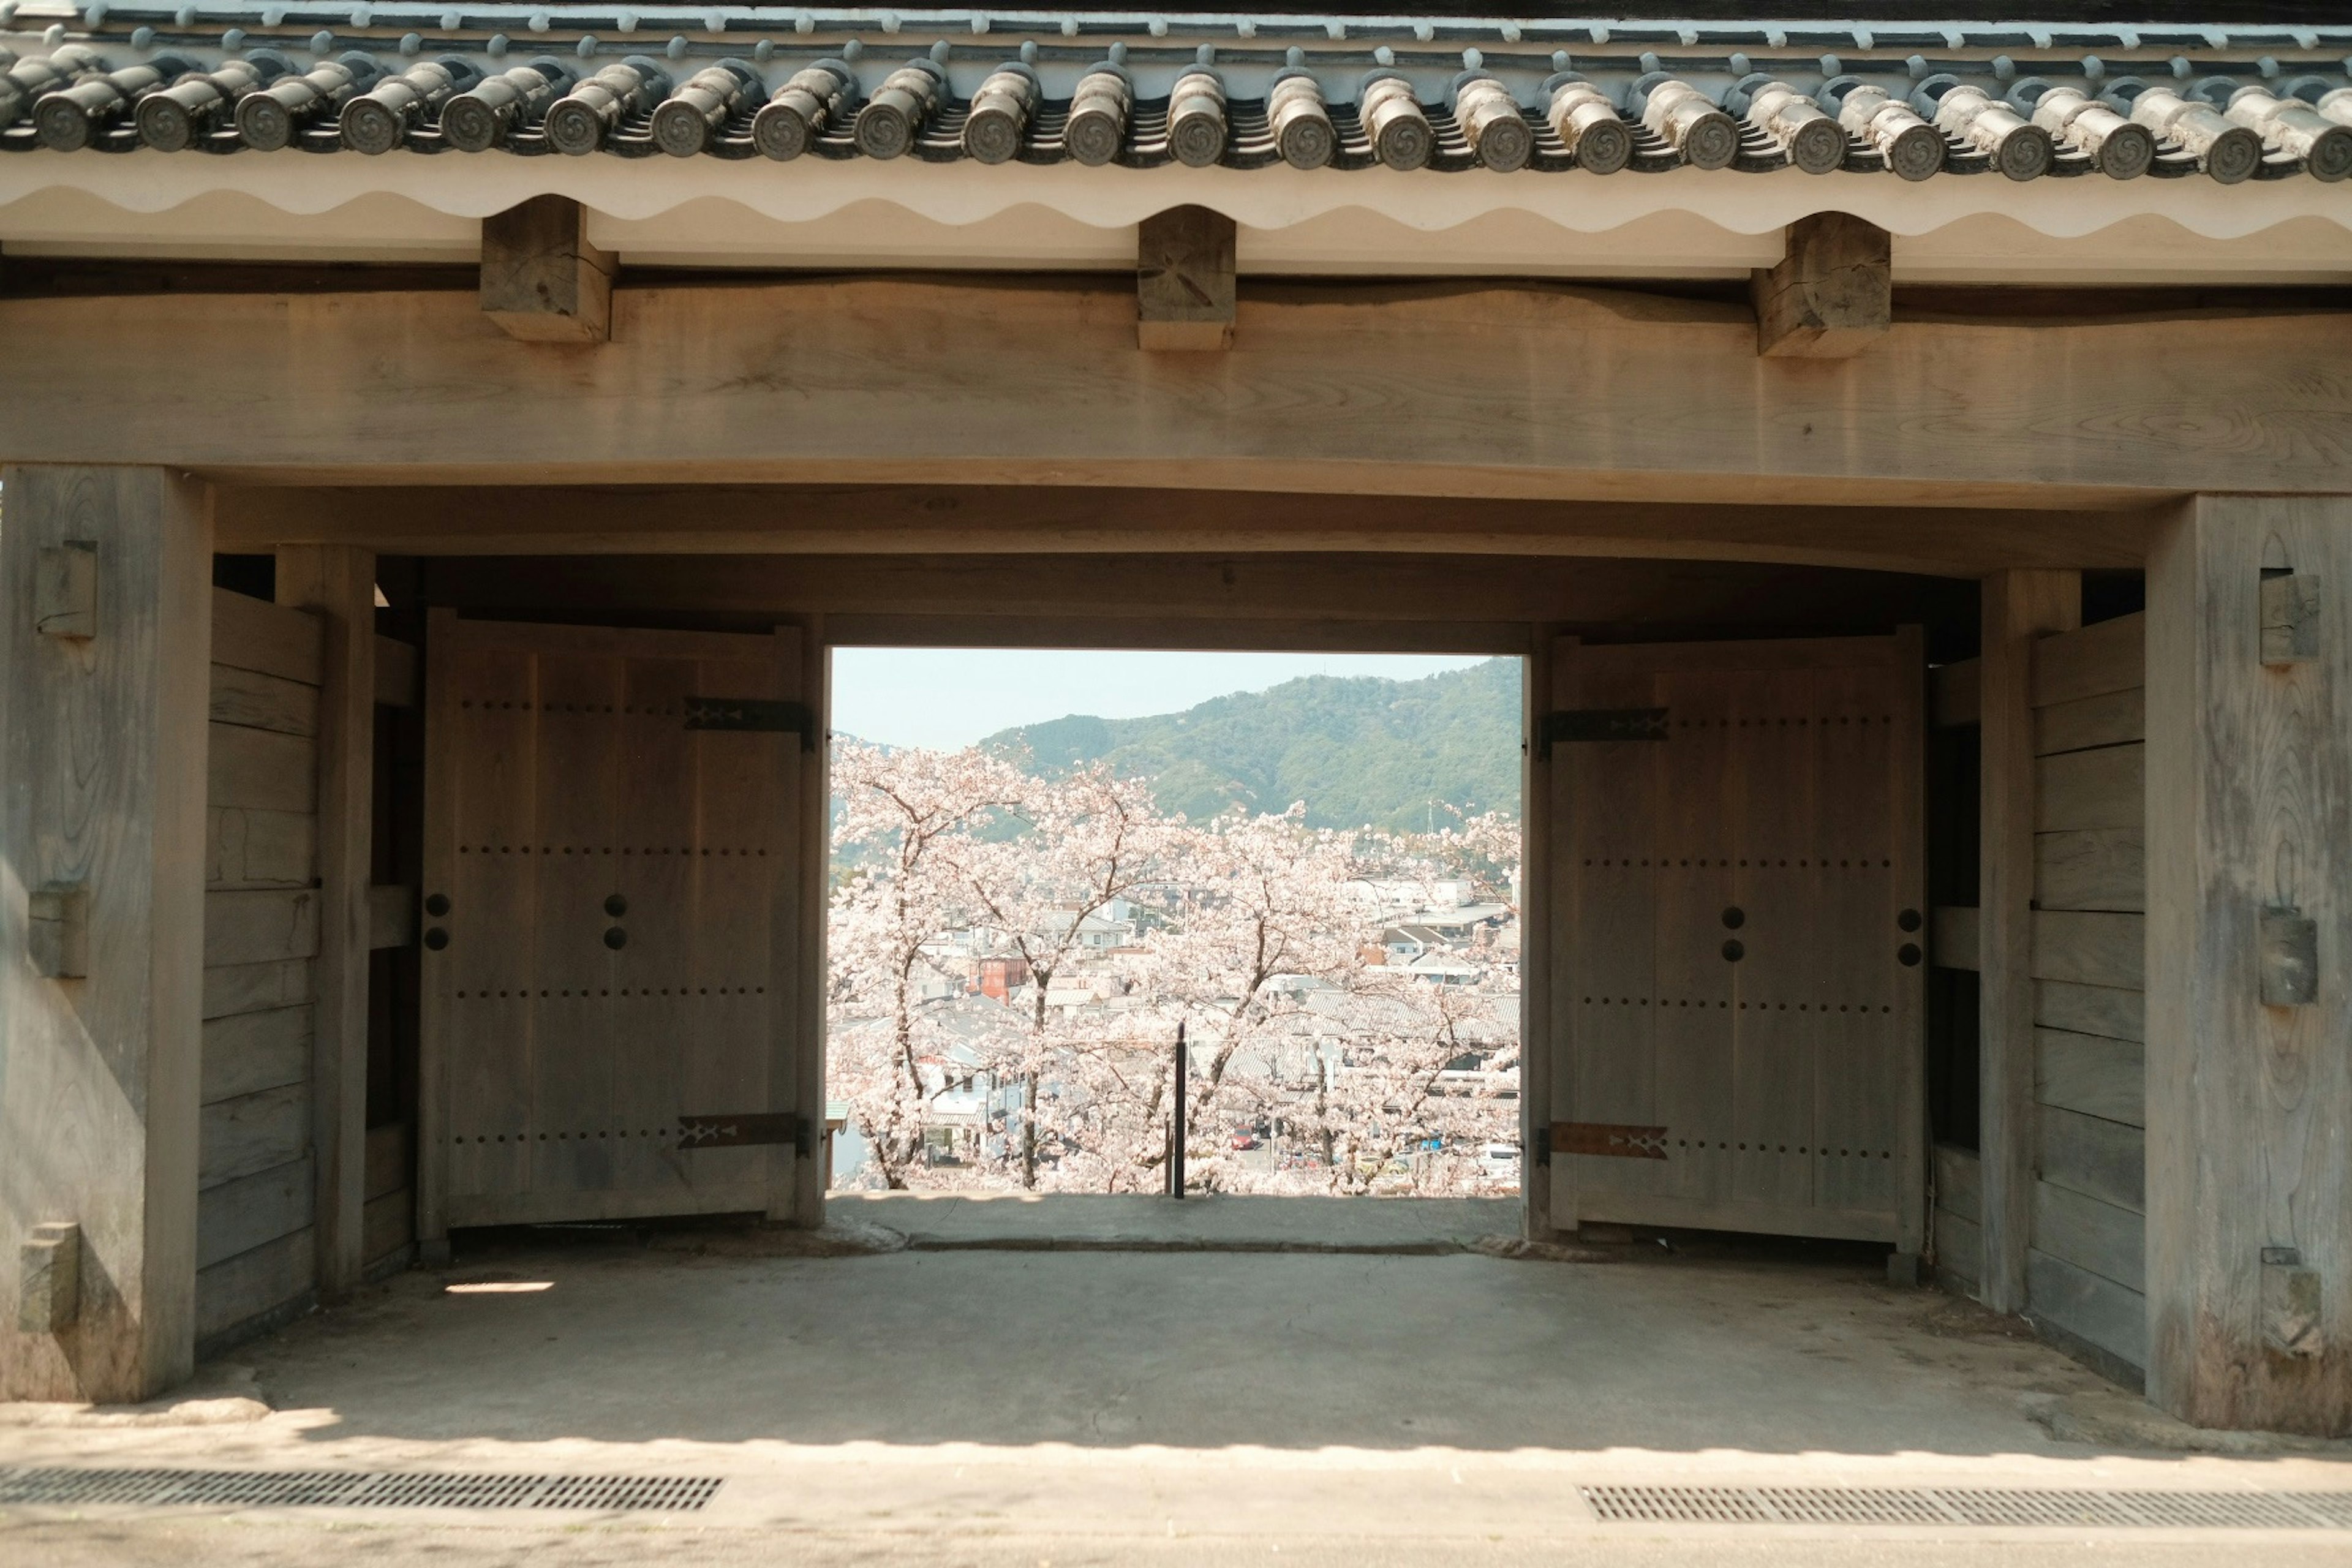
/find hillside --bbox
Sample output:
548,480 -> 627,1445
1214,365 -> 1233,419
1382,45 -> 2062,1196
982,658 -> 1521,831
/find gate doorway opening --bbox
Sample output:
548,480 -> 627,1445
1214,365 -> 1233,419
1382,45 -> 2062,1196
823,648 -> 1526,1218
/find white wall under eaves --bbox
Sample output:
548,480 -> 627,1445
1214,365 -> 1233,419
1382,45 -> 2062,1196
3,154 -> 2347,283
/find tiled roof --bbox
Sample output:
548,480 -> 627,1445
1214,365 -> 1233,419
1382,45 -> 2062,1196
4,6 -> 2350,182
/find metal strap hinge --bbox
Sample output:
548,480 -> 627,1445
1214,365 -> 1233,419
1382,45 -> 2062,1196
682,696 -> 818,750
1536,707 -> 1670,758
1556,1121 -> 1671,1161
676,1112 -> 818,1156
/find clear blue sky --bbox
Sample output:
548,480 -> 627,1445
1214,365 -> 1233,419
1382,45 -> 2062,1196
832,649 -> 1491,751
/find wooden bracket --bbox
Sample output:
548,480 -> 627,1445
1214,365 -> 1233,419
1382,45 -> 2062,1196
480,195 -> 616,344
18,1222 -> 81,1333
34,541 -> 97,640
1752,211 -> 1891,359
1137,205 -> 1236,351
28,882 -> 89,978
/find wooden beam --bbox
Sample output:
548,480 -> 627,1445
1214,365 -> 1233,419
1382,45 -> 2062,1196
1752,213 -> 1893,359
214,486 -> 2155,578
1136,205 -> 1235,351
478,196 -> 613,344
395,551 -> 1978,643
1,466 -> 213,1403
6,281 -> 2349,507
1978,570 -> 2082,1317
273,546 -> 376,1302
788,625 -> 829,1229
2147,495 -> 2352,1436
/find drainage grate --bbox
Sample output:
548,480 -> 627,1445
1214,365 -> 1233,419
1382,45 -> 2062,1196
0,1467 -> 721,1513
1582,1485 -> 2352,1530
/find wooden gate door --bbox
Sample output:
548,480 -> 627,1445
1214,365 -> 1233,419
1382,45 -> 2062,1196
415,614 -> 820,1239
1544,631 -> 1926,1252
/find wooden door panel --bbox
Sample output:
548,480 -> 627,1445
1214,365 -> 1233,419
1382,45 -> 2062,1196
421,616 -> 806,1233
1553,634 -> 1924,1246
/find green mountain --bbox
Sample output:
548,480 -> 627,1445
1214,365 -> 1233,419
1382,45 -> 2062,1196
982,658 -> 1523,831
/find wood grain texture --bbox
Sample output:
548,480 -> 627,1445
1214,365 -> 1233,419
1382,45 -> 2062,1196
206,807 -> 316,890
198,1084 -> 311,1191
202,959 -> 313,1022
2035,687 -> 2144,756
2039,1103 -> 2146,1214
193,1226 -> 314,1348
2036,827 -> 2146,913
1522,628 -> 1559,1238
2035,979 -> 2145,1044
1979,570 -> 2081,1315
1,465 -> 213,1403
1752,212 -> 1890,359
2036,1027 -> 2146,1128
374,636 -> 419,708
2036,1177 -> 2146,1293
275,546 -> 377,1302
204,889 -> 322,968
2146,494 -> 2352,1435
480,195 -> 613,344
208,588 -> 322,687
209,664 -> 318,737
2033,611 -> 2146,707
219,486 -> 2156,580
206,722 -> 317,815
200,1006 -> 312,1106
1137,205 -> 1236,351
364,1123 -> 409,1203
195,1156 -> 314,1272
1937,1143 -> 1983,1224
2035,745 -> 2143,834
2031,910 -> 2146,990
2029,1246 -> 2149,1370
6,284 -> 2350,507
362,1188 -> 412,1265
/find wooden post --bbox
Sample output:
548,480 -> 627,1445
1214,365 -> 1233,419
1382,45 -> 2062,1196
1137,205 -> 1236,352
1520,628 -> 1558,1237
1,466 -> 212,1403
788,622 -> 832,1227
1977,570 -> 2081,1314
480,195 -> 614,344
1752,212 -> 1891,359
273,548 -> 376,1300
2147,495 -> 2352,1434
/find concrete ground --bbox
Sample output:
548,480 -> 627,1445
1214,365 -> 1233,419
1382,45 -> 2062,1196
831,1190 -> 1521,1250
4,1197 -> 2350,1566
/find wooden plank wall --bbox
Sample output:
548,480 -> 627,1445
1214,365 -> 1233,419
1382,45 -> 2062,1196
197,588 -> 325,1353
2024,611 -> 2148,1378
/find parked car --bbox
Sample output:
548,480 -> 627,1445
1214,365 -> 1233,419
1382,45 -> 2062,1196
1230,1131 -> 1261,1150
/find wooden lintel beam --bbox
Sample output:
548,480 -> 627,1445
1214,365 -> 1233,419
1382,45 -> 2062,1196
480,195 -> 614,344
8,279 -> 2351,502
1753,211 -> 1892,359
214,485 -> 2158,578
1137,205 -> 1235,351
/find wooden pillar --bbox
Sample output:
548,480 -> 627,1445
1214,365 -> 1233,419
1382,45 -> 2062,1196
1,465 -> 212,1402
2147,495 -> 2352,1434
1978,570 -> 2081,1314
788,622 -> 831,1227
1751,211 -> 1891,359
1519,628 -> 1557,1238
273,548 -> 375,1299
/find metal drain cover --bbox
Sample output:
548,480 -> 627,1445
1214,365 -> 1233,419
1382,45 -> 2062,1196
0,1467 -> 721,1513
1583,1485 -> 2352,1530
